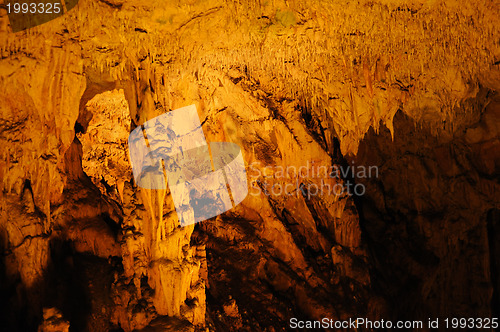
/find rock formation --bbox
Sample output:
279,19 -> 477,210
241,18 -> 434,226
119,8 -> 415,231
0,0 -> 498,330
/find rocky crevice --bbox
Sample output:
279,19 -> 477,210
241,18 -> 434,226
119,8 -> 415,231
487,208 -> 500,318
355,101 -> 499,321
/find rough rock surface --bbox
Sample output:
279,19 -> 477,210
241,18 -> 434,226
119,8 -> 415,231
38,307 -> 70,332
0,0 -> 499,330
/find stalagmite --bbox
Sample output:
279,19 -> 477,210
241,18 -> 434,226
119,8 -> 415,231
0,0 -> 499,330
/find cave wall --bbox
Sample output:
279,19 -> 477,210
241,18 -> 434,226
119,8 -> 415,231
0,0 -> 499,330
356,102 -> 499,321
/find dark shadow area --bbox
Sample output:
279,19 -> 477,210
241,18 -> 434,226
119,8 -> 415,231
356,110 -> 499,321
195,218 -> 311,331
487,208 -> 500,317
0,230 -> 45,330
46,237 -> 120,331
0,233 -> 120,331
45,237 -> 92,332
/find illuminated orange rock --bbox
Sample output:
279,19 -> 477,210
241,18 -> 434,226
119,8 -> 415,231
0,0 -> 498,330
